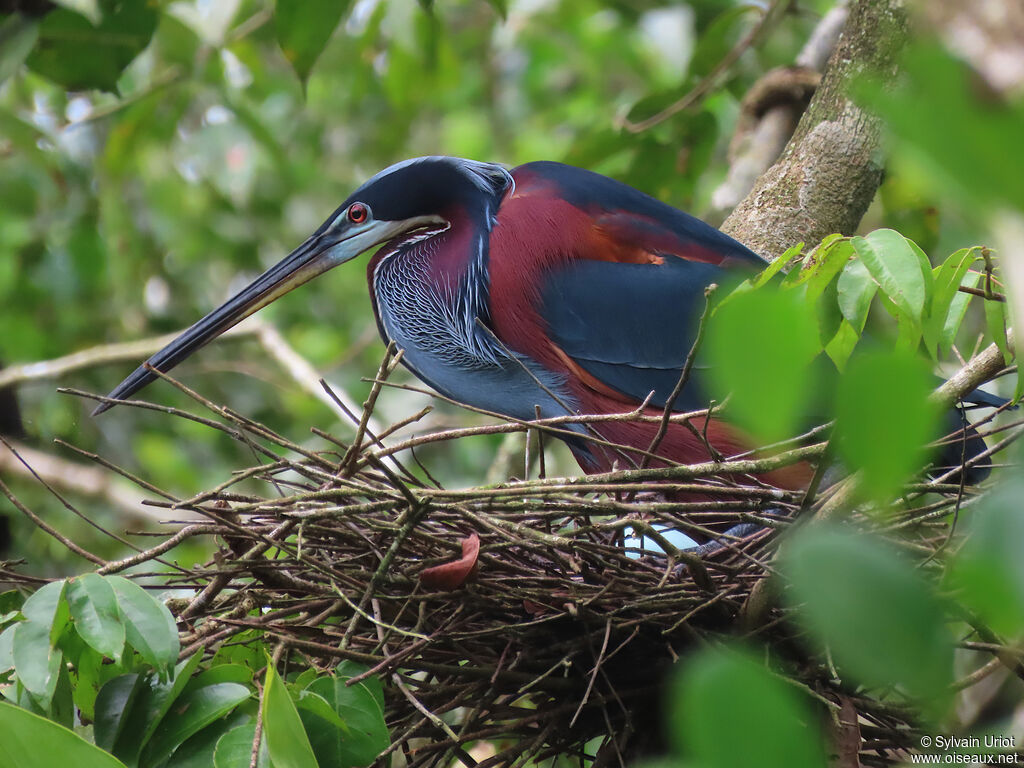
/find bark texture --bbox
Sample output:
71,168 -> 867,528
708,2 -> 847,222
721,0 -> 907,258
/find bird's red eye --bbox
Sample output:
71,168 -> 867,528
348,203 -> 368,224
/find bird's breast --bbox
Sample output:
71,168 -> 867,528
372,236 -> 495,371
370,236 -> 580,427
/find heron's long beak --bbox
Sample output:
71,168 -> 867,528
93,217 -> 431,415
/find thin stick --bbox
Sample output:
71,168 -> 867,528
643,286 -> 716,466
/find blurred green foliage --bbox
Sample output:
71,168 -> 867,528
781,525 -> 956,718
706,283 -> 821,444
669,645 -> 828,768
947,475 -> 1024,639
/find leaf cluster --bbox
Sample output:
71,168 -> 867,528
0,574 -> 388,768
707,228 -> 1012,501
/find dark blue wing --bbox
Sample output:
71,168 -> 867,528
517,161 -> 765,412
540,257 -> 734,411
507,162 -> 770,415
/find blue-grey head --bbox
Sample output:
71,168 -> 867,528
94,156 -> 512,414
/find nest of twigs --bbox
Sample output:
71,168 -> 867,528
23,357 -> 1017,768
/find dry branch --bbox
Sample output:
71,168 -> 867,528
0,438 -> 151,519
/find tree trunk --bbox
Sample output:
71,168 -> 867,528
721,0 -> 907,258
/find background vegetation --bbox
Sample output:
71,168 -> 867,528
1,1 -> 1023,767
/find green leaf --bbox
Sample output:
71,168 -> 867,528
163,711 -> 252,768
0,590 -> 25,616
12,620 -> 62,705
7,681 -> 47,714
72,646 -> 103,722
983,295 -> 1011,364
337,660 -> 384,711
107,576 -> 179,675
780,525 -> 954,717
894,308 -> 924,354
750,243 -> 800,289
22,580 -> 68,646
94,674 -> 142,753
214,721 -> 270,768
0,700 -> 129,768
300,674 -> 389,768
26,0 -> 158,92
0,15 -> 39,85
940,269 -> 982,354
814,269 -> 842,347
262,662 -> 318,768
948,480 -> 1024,637
51,662 -> 75,729
706,287 -> 821,444
275,0 -> 351,85
836,258 -> 877,333
823,325 -> 856,376
803,238 -> 854,303
295,690 -> 348,731
292,667 -> 318,690
0,625 -> 14,672
781,234 -> 841,289
142,683 -> 253,767
53,0 -> 102,25
67,574 -> 126,663
834,348 -> 940,501
187,664 -> 254,690
906,238 -> 936,300
851,229 -> 928,327
925,248 -> 978,358
669,646 -> 827,768
112,652 -> 205,763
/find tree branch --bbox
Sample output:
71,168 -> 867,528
721,0 -> 908,256
0,438 -> 153,520
709,2 -> 848,220
0,324 -> 258,388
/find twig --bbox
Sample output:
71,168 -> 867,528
619,1 -> 787,134
0,324 -> 258,388
0,476 -> 105,565
0,438 -> 151,519
252,320 -> 383,434
643,286 -> 716,466
570,619 -> 612,728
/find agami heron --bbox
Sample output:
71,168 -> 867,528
93,157 -> 982,492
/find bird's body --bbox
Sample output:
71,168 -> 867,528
96,156 -> 983,497
359,159 -> 805,486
